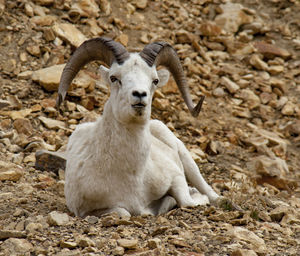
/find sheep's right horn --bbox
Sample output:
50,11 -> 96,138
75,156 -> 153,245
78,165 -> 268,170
56,37 -> 129,108
140,42 -> 204,117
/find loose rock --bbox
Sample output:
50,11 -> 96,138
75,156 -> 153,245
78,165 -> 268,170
48,211 -> 70,226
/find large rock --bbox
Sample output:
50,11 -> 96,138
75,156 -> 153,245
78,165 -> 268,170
39,116 -> 66,130
253,41 -> 291,59
32,64 -> 66,92
198,21 -> 222,37
13,118 -> 33,136
249,54 -> 268,71
48,211 -> 70,226
228,227 -> 267,254
117,239 -> 138,249
215,3 -> 253,33
53,23 -> 87,47
0,230 -> 26,240
239,89 -> 261,109
69,0 -> 100,20
0,160 -> 23,182
220,76 -> 240,94
35,150 -> 66,174
0,238 -> 33,254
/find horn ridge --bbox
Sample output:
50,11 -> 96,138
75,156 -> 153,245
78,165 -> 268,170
139,42 -> 204,117
56,37 -> 129,108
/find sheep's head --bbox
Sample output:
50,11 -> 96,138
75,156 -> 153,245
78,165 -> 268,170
56,37 -> 205,121
99,53 -> 169,123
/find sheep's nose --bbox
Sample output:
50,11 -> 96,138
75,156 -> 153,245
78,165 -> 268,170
132,90 -> 147,99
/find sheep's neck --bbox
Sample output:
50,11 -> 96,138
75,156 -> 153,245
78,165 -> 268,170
97,104 -> 151,175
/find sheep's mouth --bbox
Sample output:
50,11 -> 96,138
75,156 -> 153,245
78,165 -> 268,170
132,103 -> 146,109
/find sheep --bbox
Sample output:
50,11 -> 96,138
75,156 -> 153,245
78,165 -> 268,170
56,37 -> 221,217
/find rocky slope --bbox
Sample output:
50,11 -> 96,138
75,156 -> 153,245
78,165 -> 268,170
0,0 -> 300,255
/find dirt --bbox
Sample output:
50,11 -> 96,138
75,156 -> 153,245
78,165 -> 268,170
0,0 -> 300,255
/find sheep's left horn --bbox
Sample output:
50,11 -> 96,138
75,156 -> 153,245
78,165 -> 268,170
56,37 -> 129,108
140,42 -> 204,117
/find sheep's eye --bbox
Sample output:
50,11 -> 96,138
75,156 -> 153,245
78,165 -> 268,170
153,79 -> 159,85
110,76 -> 118,83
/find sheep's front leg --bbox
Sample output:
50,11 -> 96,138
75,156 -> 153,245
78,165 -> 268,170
157,195 -> 177,215
170,176 -> 198,208
177,140 -> 219,204
86,207 -> 131,218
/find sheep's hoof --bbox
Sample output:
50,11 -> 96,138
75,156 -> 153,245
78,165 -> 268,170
35,150 -> 66,174
214,196 -> 243,212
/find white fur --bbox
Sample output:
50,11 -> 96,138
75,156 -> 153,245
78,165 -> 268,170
64,53 -> 219,217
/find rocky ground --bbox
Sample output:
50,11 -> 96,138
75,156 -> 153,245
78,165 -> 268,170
0,0 -> 300,255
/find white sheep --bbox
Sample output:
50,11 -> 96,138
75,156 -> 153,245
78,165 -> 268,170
57,37 -> 220,217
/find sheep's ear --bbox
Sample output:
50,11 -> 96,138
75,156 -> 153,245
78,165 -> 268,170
157,69 -> 170,88
99,65 -> 110,85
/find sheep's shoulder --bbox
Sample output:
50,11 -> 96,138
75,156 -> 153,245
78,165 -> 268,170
67,119 -> 100,154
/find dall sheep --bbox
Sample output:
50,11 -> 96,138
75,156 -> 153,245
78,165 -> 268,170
57,37 -> 220,217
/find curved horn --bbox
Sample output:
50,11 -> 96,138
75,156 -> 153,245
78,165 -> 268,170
56,37 -> 130,108
139,42 -> 204,117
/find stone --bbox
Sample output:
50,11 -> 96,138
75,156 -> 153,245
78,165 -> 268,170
134,0 -> 147,9
69,0 -> 100,19
7,95 -> 22,109
239,89 -> 260,109
138,32 -> 148,44
0,109 -> 32,120
77,235 -> 96,247
147,238 -> 161,249
212,87 -> 226,97
249,54 -> 268,71
117,239 -> 138,249
35,150 -> 65,175
86,215 -> 99,224
39,116 -> 66,130
113,246 -> 125,255
161,76 -> 178,94
52,23 -> 87,47
281,102 -> 295,116
0,0 -> 5,13
248,155 -> 289,177
231,249 -> 258,256
152,98 -> 169,111
18,70 -> 33,80
30,15 -> 56,26
215,2 -> 253,33
13,118 -> 33,136
0,100 -> 10,109
32,64 -> 65,91
116,33 -> 129,47
198,22 -> 222,37
253,41 -> 291,59
60,240 -> 78,249
268,65 -> 284,75
270,78 -> 287,93
220,76 -> 240,94
25,222 -> 43,233
26,45 -> 41,57
169,238 -> 190,248
99,0 -> 111,15
34,0 -> 54,5
285,120 -> 300,136
269,206 -> 287,222
175,30 -> 195,44
48,211 -> 70,226
72,70 -> 97,91
228,227 -> 266,254
0,238 -> 33,254
249,124 -> 289,155
0,230 -> 26,240
0,160 -> 23,182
